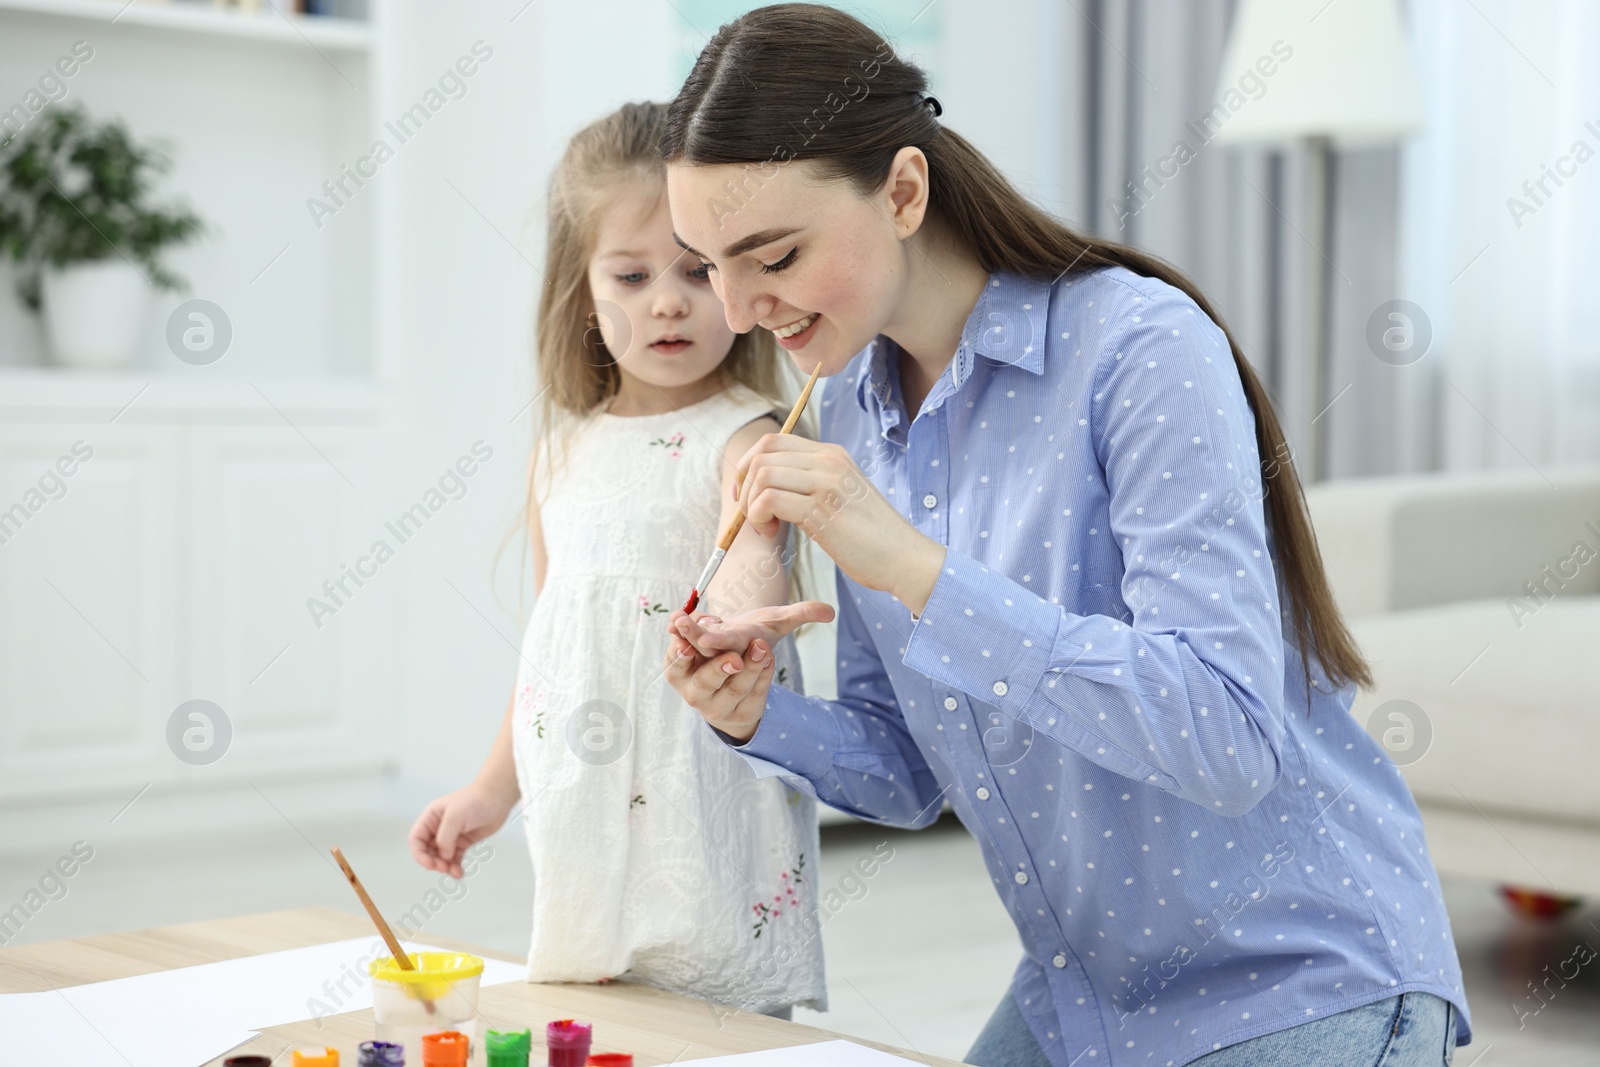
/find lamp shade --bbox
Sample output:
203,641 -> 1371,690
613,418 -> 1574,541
1210,0 -> 1424,147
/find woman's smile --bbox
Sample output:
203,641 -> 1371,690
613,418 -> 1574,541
772,312 -> 821,348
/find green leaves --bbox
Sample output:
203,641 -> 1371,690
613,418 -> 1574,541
0,104 -> 203,310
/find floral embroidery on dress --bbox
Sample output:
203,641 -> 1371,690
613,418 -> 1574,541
639,594 -> 670,616
649,431 -> 686,457
518,682 -> 547,739
751,853 -> 805,938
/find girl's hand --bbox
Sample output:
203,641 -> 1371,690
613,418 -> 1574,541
408,781 -> 515,879
669,602 -> 835,666
735,434 -> 947,615
664,627 -> 778,743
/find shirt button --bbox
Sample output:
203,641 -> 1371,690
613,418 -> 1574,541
975,787 -> 991,801
1013,871 -> 1029,885
992,681 -> 1009,697
922,493 -> 938,509
1052,953 -> 1068,969
943,696 -> 958,711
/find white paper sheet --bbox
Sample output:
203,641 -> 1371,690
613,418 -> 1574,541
58,936 -> 525,1031
0,990 -> 255,1067
0,937 -> 526,1067
673,1039 -> 929,1066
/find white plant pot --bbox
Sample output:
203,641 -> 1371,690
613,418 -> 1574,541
41,261 -> 151,370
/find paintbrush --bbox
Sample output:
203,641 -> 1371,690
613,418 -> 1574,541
331,846 -> 436,1015
682,361 -> 824,614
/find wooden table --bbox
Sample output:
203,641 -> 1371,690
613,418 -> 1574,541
0,907 -> 963,1066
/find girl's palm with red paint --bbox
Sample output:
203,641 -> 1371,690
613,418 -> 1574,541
671,603 -> 833,665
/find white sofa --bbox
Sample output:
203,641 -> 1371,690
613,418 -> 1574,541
1305,465 -> 1600,899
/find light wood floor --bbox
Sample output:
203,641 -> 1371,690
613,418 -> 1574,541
1,800 -> 1596,1065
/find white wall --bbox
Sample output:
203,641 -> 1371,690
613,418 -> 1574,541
934,0 -> 1075,219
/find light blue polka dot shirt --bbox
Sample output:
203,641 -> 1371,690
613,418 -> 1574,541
729,267 -> 1471,1065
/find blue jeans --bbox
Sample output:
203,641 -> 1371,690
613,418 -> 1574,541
965,989 -> 1458,1067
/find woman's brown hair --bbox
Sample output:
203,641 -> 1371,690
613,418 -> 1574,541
660,3 -> 1370,694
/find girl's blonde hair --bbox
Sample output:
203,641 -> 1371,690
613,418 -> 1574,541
513,100 -> 814,623
533,100 -> 797,458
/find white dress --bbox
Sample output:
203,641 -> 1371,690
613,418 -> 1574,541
511,383 -> 827,1014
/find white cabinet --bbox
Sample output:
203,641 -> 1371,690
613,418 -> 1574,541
186,424 -> 388,778
0,380 -> 388,803
0,423 -> 179,797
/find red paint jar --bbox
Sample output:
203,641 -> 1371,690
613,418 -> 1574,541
546,1019 -> 593,1067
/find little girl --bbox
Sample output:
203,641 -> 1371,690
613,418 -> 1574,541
408,101 -> 825,1016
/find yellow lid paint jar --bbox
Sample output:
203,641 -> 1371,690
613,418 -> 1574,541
367,952 -> 485,1066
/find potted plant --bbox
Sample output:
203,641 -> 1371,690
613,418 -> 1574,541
0,105 -> 203,369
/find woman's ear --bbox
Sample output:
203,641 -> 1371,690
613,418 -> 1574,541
882,146 -> 931,241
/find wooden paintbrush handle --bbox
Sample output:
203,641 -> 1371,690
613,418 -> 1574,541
711,364 -> 822,555
331,846 -> 437,1015
331,847 -> 411,969
777,364 -> 823,435
717,512 -> 748,551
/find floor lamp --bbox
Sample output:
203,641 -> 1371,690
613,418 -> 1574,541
1210,0 -> 1424,483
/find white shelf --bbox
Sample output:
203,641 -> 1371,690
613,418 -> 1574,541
0,0 -> 384,378
0,0 -> 372,52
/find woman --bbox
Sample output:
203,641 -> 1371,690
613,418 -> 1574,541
661,5 -> 1471,1065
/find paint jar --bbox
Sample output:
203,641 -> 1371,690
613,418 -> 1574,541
358,1042 -> 407,1067
292,1050 -> 340,1067
368,952 -> 485,1066
486,1029 -> 531,1067
545,1019 -> 592,1067
423,1030 -> 470,1067
586,1055 -> 633,1066
224,1059 -> 274,1067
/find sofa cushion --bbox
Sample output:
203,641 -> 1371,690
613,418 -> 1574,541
1306,466 -> 1600,618
1347,596 -> 1600,824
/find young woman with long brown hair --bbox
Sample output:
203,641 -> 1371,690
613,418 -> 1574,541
661,5 -> 1471,1066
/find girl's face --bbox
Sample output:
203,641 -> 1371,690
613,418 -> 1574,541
586,184 -> 738,396
666,157 -> 920,377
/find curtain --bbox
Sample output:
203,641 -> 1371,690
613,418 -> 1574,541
1060,0 -> 1410,480
1399,0 -> 1600,472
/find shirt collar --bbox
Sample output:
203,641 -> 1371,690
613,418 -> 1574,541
855,271 -> 1052,421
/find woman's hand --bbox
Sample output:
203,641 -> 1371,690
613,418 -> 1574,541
408,781 -> 516,879
664,601 -> 834,741
665,627 -> 777,743
735,434 -> 946,615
